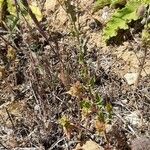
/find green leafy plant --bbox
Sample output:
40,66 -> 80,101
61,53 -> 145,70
103,0 -> 150,42
80,99 -> 92,118
58,1 -> 114,136
59,115 -> 75,139
93,0 -> 150,43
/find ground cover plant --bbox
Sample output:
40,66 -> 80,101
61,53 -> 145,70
0,0 -> 150,150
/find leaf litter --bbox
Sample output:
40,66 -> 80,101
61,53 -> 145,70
0,0 -> 150,149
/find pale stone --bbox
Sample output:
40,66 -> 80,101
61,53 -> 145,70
124,73 -> 138,85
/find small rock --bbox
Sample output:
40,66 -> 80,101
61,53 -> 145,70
121,99 -> 128,104
13,148 -> 39,150
131,137 -> 150,150
89,19 -> 103,30
73,140 -> 104,150
45,0 -> 58,13
125,111 -> 141,126
124,73 -> 138,85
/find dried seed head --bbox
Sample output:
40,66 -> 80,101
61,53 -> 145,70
136,5 -> 146,17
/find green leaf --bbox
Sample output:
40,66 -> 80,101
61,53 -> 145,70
29,2 -> 43,22
7,0 -> 16,16
93,0 -> 111,12
95,93 -> 103,109
6,15 -> 19,31
97,111 -> 105,122
111,0 -> 127,8
89,76 -> 96,87
106,102 -> 113,113
143,0 -> 150,3
80,100 -> 91,109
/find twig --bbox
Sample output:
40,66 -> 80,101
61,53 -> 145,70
114,113 -> 138,137
134,44 -> 148,88
14,0 -> 20,19
21,0 -> 48,41
21,0 -> 58,55
48,137 -> 65,150
20,0 -> 66,69
0,141 -> 8,149
0,35 -> 19,51
5,108 -> 16,130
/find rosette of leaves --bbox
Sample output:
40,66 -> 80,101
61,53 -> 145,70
80,99 -> 92,118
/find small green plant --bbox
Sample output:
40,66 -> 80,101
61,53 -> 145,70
94,0 -> 150,43
57,1 -> 113,137
67,80 -> 113,134
80,98 -> 93,118
59,115 -> 76,139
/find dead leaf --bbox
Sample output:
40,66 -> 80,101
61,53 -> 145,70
0,101 -> 26,127
79,0 -> 94,10
55,6 -> 68,27
45,0 -> 59,14
113,42 -> 150,77
67,81 -> 84,98
0,66 -> 7,80
73,140 -> 104,150
6,47 -> 16,61
6,137 -> 18,149
58,70 -> 71,89
95,119 -> 106,133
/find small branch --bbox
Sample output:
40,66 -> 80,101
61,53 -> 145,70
0,35 -> 18,51
21,0 -> 48,41
21,0 -> 59,56
5,108 -> 16,130
134,44 -> 147,88
0,141 -> 8,149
